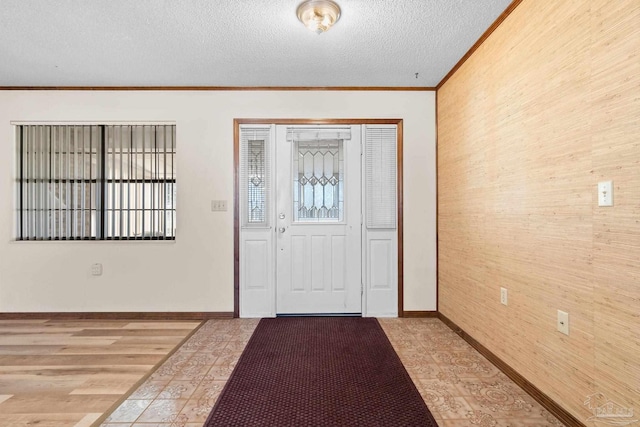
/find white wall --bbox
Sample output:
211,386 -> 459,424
0,90 -> 436,313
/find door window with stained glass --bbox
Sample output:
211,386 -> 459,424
292,139 -> 344,222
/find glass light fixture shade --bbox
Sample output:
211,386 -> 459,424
297,0 -> 341,34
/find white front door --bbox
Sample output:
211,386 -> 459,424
275,125 -> 362,314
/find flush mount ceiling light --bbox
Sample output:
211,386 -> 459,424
297,0 -> 341,34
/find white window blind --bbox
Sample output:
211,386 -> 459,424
365,125 -> 397,229
240,126 -> 271,227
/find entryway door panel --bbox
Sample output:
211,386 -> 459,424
275,125 -> 362,314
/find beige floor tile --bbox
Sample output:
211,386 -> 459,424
157,380 -> 199,400
134,399 -> 187,423
178,395 -> 219,423
128,380 -> 168,400
104,399 -> 153,423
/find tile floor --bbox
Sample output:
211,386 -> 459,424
101,318 -> 565,426
379,318 -> 565,427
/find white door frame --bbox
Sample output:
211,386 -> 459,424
234,119 -> 404,318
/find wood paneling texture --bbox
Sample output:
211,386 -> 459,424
437,0 -> 639,422
590,0 -> 640,412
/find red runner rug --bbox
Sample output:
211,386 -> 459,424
204,317 -> 438,426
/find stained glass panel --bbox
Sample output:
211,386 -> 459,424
247,140 -> 266,223
293,139 -> 343,222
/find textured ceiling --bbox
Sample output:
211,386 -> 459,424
0,0 -> 513,87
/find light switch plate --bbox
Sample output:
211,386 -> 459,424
598,181 -> 613,207
211,200 -> 228,211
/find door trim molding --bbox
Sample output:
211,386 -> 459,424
233,118 -> 404,318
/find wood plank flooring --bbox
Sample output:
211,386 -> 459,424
0,319 -> 200,427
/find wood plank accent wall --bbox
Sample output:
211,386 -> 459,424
437,0 -> 639,422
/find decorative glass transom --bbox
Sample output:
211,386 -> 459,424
293,139 -> 344,222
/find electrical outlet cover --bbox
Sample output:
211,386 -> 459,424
500,287 -> 508,305
557,310 -> 569,335
91,263 -> 103,276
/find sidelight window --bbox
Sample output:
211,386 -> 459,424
240,126 -> 271,227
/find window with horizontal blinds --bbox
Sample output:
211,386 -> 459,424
365,126 -> 397,229
240,126 -> 270,227
16,124 -> 176,240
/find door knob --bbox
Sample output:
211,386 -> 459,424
279,227 -> 286,233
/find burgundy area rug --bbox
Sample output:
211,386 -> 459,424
204,317 -> 438,426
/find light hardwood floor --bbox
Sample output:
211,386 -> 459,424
0,319 -> 200,427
